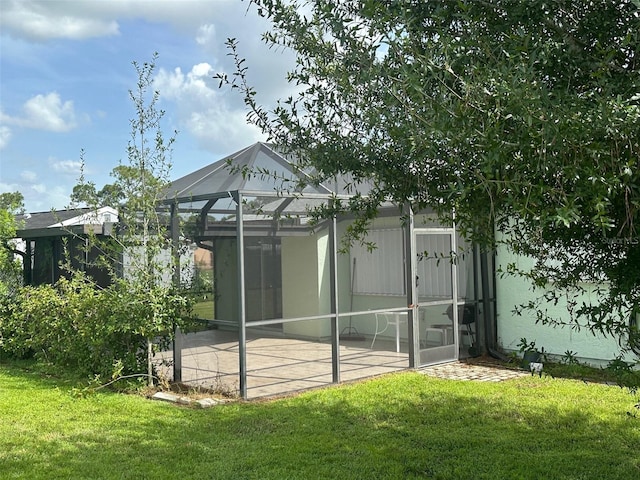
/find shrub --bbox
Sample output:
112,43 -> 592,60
0,273 -> 193,380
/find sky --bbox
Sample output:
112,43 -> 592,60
0,0 -> 296,213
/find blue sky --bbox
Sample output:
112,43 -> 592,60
0,0 -> 295,213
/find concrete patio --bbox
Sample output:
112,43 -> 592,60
158,327 -> 410,399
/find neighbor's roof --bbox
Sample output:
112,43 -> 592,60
15,207 -> 118,238
16,209 -> 93,230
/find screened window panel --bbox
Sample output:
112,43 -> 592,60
416,234 -> 453,299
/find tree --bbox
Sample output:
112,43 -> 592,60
71,151 -> 126,209
72,53 -> 189,383
222,1 -> 640,349
0,192 -> 25,297
0,56 -> 192,382
75,53 -> 177,281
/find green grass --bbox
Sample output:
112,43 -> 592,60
191,298 -> 214,320
1,361 -> 639,479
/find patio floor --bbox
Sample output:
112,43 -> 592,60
158,327 -> 410,399
157,328 -> 528,399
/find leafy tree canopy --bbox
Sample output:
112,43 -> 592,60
0,192 -> 25,214
225,0 -> 640,344
0,191 -> 25,296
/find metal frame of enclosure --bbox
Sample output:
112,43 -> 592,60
161,143 -> 495,399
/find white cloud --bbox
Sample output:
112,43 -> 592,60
0,0 -> 243,42
31,183 -> 47,194
20,170 -> 37,182
0,168 -> 73,213
42,185 -> 71,209
155,63 -> 265,151
2,173 -> 74,213
0,0 -> 119,41
155,63 -> 216,99
2,92 -> 77,132
0,126 -> 11,149
196,24 -> 216,46
51,159 -> 83,175
22,93 -> 77,132
24,183 -> 71,213
0,182 -> 22,195
191,63 -> 213,78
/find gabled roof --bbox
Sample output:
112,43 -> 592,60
162,142 -> 371,205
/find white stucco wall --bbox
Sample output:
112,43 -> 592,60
280,216 -> 408,341
281,231 -> 333,338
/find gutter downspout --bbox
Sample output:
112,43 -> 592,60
481,249 -> 508,361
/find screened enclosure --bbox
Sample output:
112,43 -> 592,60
15,208 -> 118,288
160,143 -> 495,399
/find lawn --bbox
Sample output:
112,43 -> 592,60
191,298 -> 214,320
1,361 -> 638,479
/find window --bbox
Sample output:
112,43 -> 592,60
350,229 -> 405,296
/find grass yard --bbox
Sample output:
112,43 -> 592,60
1,361 -> 639,480
191,298 -> 214,320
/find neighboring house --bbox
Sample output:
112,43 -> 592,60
14,206 -> 199,291
15,207 -> 118,287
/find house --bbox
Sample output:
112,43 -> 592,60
160,142 -> 636,398
14,206 -> 202,291
15,207 -> 118,287
15,143 -> 630,399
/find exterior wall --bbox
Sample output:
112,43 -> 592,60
316,231 -> 332,317
281,232 -> 332,338
279,211 -> 463,344
279,217 -> 407,341
339,215 -> 408,340
495,241 -> 634,365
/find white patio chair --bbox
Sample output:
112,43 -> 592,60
371,312 -> 407,352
